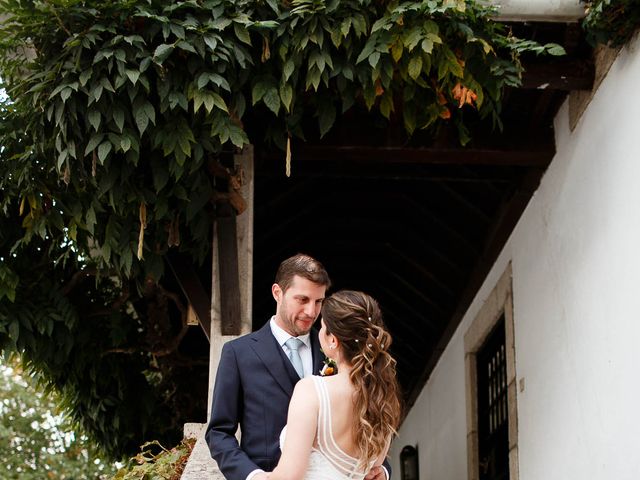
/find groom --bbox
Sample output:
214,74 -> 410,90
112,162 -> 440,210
206,253 -> 390,480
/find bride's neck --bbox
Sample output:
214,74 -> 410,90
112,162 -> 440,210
337,358 -> 352,376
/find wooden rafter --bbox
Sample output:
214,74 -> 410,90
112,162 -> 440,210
166,252 -> 212,342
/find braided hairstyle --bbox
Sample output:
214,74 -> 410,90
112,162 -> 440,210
321,290 -> 402,469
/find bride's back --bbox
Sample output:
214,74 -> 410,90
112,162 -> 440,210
319,374 -> 361,459
272,291 -> 402,480
313,290 -> 402,473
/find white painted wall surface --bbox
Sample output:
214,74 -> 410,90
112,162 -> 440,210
389,34 -> 640,480
488,0 -> 585,22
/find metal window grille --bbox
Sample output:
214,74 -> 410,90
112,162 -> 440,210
477,316 -> 509,480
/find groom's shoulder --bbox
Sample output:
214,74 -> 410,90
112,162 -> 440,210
225,323 -> 268,348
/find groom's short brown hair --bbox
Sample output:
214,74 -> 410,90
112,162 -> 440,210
275,253 -> 331,293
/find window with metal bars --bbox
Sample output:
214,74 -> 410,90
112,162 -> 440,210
476,316 -> 509,480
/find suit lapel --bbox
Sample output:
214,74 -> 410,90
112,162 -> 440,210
310,329 -> 325,376
250,322 -> 298,396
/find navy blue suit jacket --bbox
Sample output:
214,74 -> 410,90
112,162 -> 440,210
206,322 -> 325,480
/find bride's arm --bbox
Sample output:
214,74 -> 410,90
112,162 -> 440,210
268,378 -> 319,480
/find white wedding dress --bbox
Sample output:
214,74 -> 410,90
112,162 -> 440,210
279,376 -> 372,480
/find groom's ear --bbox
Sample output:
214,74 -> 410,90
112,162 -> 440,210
272,283 -> 282,302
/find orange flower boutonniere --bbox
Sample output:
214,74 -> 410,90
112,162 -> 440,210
320,357 -> 337,376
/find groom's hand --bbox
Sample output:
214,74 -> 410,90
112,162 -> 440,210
253,473 -> 269,480
365,465 -> 387,480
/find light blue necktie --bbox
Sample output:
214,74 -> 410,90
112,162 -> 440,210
285,337 -> 304,378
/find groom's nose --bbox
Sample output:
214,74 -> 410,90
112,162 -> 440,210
303,302 -> 316,318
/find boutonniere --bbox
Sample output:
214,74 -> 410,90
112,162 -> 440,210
320,357 -> 337,376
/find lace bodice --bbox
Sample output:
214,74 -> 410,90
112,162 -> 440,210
279,376 -> 372,480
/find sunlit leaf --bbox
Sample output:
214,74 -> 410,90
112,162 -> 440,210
153,43 -> 174,63
97,141 -> 112,163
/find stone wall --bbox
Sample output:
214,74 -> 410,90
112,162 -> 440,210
180,423 -> 225,480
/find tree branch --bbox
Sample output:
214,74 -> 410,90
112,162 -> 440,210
149,283 -> 189,358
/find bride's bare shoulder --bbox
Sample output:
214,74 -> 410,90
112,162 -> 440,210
288,377 -> 320,416
292,376 -> 318,398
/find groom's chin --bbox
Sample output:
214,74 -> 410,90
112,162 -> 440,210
295,319 -> 314,334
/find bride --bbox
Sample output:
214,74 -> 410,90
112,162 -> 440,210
267,290 -> 402,480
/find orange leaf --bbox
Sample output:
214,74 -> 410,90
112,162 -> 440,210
375,79 -> 384,97
439,108 -> 451,119
452,83 -> 463,100
465,89 -> 478,107
458,87 -> 467,108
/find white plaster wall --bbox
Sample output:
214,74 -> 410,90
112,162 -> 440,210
489,0 -> 585,22
390,33 -> 640,480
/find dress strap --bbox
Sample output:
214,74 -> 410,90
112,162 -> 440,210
311,376 -> 363,478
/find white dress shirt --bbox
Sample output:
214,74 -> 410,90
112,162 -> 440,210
270,316 -> 313,377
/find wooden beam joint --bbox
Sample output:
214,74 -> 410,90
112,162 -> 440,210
166,252 -> 212,342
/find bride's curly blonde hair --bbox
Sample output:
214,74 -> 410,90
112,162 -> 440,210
321,290 -> 402,469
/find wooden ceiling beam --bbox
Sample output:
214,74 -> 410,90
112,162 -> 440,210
433,181 -> 493,224
388,247 -> 458,299
385,271 -> 449,320
268,145 -> 555,167
521,58 -> 594,91
399,194 -> 482,256
527,89 -> 561,131
457,165 -> 505,194
383,313 -> 433,354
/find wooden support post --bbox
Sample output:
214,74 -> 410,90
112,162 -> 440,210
217,204 -> 242,336
208,145 -> 254,416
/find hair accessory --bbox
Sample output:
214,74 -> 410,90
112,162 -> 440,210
368,343 -> 373,348
368,316 -> 372,321
354,339 -> 359,343
381,343 -> 385,349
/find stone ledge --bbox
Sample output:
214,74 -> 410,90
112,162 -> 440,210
181,423 -> 225,479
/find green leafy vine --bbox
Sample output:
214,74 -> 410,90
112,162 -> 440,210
0,0 -> 564,282
0,0 -> 564,457
583,0 -> 640,47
